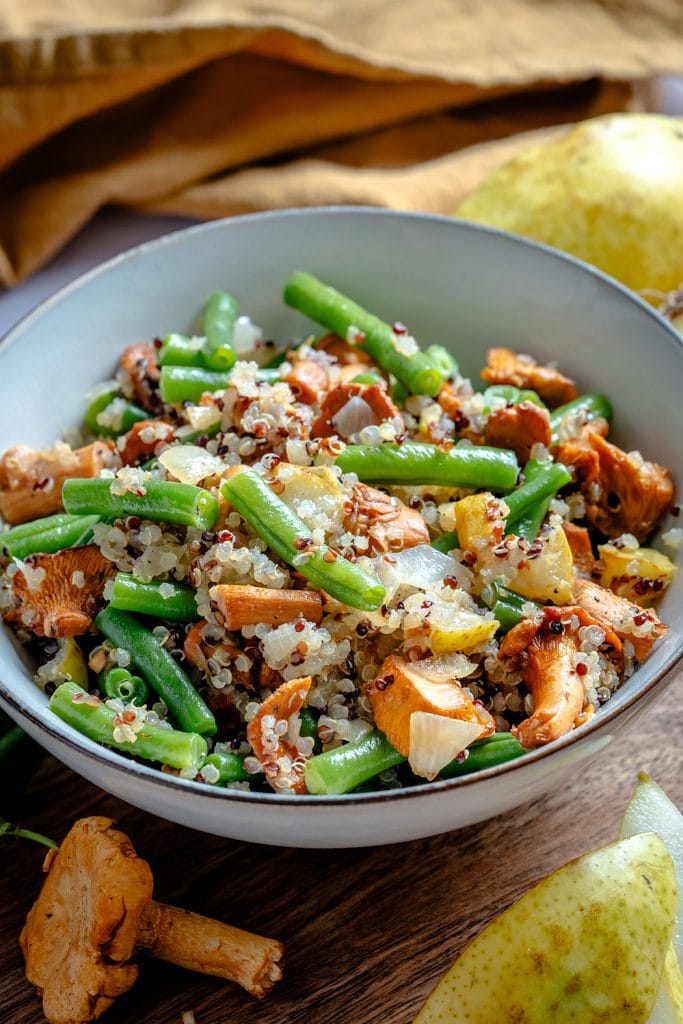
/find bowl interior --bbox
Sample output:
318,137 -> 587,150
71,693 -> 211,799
0,208 -> 681,828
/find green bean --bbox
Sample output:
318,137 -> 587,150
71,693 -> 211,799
95,606 -> 217,736
50,681 -> 208,770
83,383 -> 150,437
550,392 -> 612,442
391,379 -> 410,405
221,468 -> 385,611
201,291 -> 239,371
304,730 -> 404,795
481,579 -> 541,633
299,706 -> 322,754
507,458 -> 548,540
201,751 -> 251,784
158,333 -> 206,367
425,344 -> 459,380
100,666 -> 149,705
350,372 -> 385,386
438,733 -> 526,777
160,365 -> 281,404
109,573 -> 199,622
160,366 -> 232,404
0,513 -> 75,542
283,272 -> 442,396
335,442 -> 519,492
63,478 -> 218,530
506,458 -> 553,540
299,707 -> 319,741
503,461 -> 571,527
482,384 -> 546,409
431,530 -> 459,554
303,725 -> 528,793
1,514 -> 100,559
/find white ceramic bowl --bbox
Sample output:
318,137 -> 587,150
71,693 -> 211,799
1,208 -> 681,848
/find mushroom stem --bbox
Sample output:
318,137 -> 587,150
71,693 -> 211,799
136,901 -> 284,998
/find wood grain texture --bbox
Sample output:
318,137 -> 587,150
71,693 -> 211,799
1,675 -> 681,1024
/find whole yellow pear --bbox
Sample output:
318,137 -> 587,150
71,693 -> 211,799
456,114 -> 683,295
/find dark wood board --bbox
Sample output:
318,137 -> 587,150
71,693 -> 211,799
1,674 -> 681,1024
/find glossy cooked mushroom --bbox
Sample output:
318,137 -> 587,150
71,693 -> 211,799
21,817 -> 284,1024
499,606 -> 623,749
3,545 -> 114,637
0,441 -> 112,525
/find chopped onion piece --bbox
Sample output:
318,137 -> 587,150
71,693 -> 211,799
158,445 -> 223,485
410,652 -> 477,682
331,396 -> 378,439
376,544 -> 459,591
232,315 -> 264,355
408,712 -> 484,780
185,405 -> 222,431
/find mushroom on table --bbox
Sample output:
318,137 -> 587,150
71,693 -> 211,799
21,816 -> 284,1024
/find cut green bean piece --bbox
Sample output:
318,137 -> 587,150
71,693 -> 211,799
160,366 -> 231,404
503,461 -> 571,528
221,468 -> 385,611
299,706 -> 322,754
51,681 -> 208,769
160,365 -> 280,404
202,291 -> 239,371
100,666 -> 149,705
482,384 -> 546,409
84,383 -> 150,437
201,751 -> 251,784
2,515 -> 102,559
391,379 -> 410,405
95,606 -> 216,736
0,513 -> 75,542
158,333 -> 206,368
335,442 -> 519,492
425,344 -> 459,380
550,392 -> 612,442
482,579 -> 541,633
63,477 -> 218,530
431,530 -> 460,554
350,372 -> 385,386
506,458 -> 554,540
438,734 -> 526,777
304,730 -> 404,795
109,573 -> 199,622
304,726 -> 527,794
283,272 -> 442,396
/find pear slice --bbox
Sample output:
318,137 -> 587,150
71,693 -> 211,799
414,833 -> 676,1024
620,772 -> 683,1023
620,772 -> 682,965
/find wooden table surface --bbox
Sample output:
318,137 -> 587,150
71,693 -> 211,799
1,675 -> 681,1024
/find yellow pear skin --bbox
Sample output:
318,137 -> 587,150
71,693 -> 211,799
414,833 -> 676,1024
456,114 -> 683,296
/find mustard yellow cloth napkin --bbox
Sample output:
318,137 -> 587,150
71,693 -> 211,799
1,0 -> 682,286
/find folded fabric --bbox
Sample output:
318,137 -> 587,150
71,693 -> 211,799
1,0 -> 682,286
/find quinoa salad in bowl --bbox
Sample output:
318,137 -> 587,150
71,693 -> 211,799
0,268 -> 677,800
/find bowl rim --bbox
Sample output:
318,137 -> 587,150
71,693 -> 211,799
1,204 -> 682,808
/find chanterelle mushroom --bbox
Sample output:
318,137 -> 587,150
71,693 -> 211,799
21,817 -> 284,1024
4,545 -> 114,638
499,606 -> 623,749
